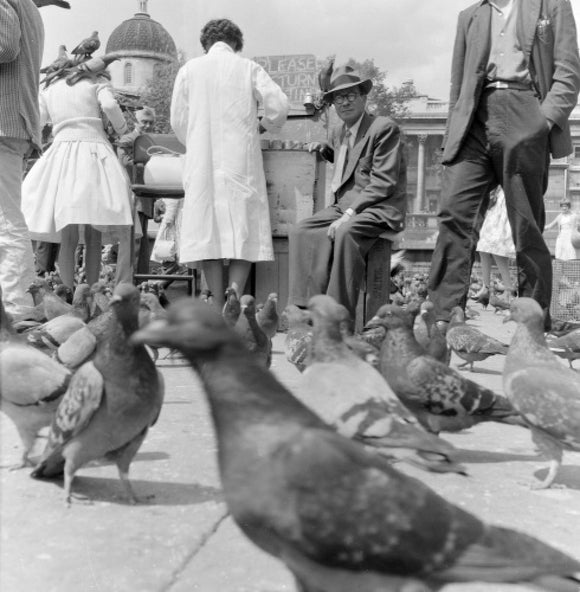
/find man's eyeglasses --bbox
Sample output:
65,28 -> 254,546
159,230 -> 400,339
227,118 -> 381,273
333,92 -> 360,105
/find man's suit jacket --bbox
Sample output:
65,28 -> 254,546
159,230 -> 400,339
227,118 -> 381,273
442,0 -> 580,162
327,112 -> 407,232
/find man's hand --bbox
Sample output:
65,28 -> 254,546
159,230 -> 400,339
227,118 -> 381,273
327,212 -> 351,240
307,142 -> 332,161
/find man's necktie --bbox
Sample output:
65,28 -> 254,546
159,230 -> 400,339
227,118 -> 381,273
330,129 -> 351,195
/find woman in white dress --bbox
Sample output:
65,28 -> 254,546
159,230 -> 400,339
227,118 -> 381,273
544,200 -> 579,261
170,18 -> 289,307
476,186 -> 516,300
22,64 -> 133,288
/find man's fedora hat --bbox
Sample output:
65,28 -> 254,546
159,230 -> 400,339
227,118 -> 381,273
323,64 -> 373,99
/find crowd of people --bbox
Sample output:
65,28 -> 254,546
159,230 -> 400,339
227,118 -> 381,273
2,0 -> 580,335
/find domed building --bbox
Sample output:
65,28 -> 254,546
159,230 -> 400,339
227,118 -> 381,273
105,0 -> 177,95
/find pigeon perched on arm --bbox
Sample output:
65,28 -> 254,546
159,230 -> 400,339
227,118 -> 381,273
370,304 -> 523,434
131,299 -> 580,592
70,31 -> 100,63
66,53 -> 119,86
296,295 -> 465,475
445,306 -> 509,371
503,297 -> 580,489
33,0 -> 70,8
31,283 -> 165,505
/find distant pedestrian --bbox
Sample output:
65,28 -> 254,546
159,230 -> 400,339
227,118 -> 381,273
544,200 -> 579,261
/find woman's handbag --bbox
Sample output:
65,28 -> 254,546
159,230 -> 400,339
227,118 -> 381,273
571,227 -> 580,250
151,223 -> 177,262
143,145 -> 185,189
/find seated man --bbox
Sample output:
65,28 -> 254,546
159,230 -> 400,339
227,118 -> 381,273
288,64 -> 407,319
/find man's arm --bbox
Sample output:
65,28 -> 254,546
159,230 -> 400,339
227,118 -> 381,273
539,0 -> 580,129
0,0 -> 21,63
348,119 -> 403,214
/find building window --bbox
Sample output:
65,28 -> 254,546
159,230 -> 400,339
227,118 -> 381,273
574,145 -> 580,160
124,62 -> 133,85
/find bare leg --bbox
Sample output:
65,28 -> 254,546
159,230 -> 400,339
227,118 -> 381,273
479,251 -> 492,288
201,260 -> 225,308
492,254 -> 515,297
84,226 -> 102,286
227,259 -> 252,298
58,225 -> 79,289
114,227 -> 133,285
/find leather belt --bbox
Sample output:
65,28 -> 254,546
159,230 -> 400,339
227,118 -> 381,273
484,80 -> 532,91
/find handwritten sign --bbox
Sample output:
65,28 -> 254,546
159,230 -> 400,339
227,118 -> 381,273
253,54 -> 318,110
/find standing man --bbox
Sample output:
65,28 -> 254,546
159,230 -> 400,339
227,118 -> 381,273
288,64 -> 407,320
0,0 -> 44,314
428,0 -> 580,332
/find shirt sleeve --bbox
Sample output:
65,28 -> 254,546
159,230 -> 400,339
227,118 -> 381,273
0,0 -> 20,63
170,67 -> 189,145
96,82 -> 127,136
253,64 -> 289,134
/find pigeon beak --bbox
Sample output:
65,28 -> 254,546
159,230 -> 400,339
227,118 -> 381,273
131,319 -> 171,347
502,314 -> 512,324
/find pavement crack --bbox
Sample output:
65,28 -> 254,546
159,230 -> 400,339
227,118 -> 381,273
161,506 -> 230,592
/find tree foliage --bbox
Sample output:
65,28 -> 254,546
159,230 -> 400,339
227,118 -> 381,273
139,51 -> 187,133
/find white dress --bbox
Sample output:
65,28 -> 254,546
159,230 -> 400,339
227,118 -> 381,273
476,188 -> 515,258
170,42 -> 289,265
554,212 -> 579,260
22,78 -> 133,243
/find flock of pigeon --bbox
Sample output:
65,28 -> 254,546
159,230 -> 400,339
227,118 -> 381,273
3,264 -> 580,590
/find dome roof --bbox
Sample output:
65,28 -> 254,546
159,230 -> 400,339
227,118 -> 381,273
106,11 -> 177,61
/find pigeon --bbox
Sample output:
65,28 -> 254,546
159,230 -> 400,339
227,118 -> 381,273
25,314 -> 86,350
445,306 -> 508,371
222,287 -> 241,327
33,0 -> 71,8
54,325 -> 97,369
70,31 -> 100,63
54,283 -> 74,304
131,298 -> 580,592
489,290 -> 511,314
256,292 -> 279,339
89,280 -> 111,318
370,304 -> 523,434
414,300 -> 450,365
549,318 -> 580,338
503,297 -> 580,489
40,45 -> 71,74
547,329 -> 580,369
31,283 -> 165,505
317,56 -> 334,94
471,285 -> 490,309
296,295 -> 465,474
66,53 -> 119,86
25,278 -> 73,321
283,305 -> 313,373
0,298 -> 71,469
234,294 -> 271,368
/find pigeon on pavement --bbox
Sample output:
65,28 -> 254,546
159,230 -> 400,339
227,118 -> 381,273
296,295 -> 465,474
234,294 -> 271,367
256,292 -> 279,339
222,287 -> 241,327
283,305 -> 312,373
503,297 -> 580,489
446,306 -> 508,371
31,283 -> 165,505
131,298 -> 580,592
546,328 -> 580,369
414,301 -> 450,365
370,304 -> 523,434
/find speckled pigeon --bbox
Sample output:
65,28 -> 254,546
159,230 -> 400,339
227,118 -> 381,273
504,297 -> 580,489
295,295 -> 465,474
131,298 -> 580,592
370,304 -> 523,434
31,283 -> 164,505
446,306 -> 508,371
234,294 -> 271,367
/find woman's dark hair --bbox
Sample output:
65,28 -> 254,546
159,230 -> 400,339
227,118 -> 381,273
200,19 -> 244,53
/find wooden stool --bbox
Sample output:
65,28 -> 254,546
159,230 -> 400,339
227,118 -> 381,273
356,230 -> 402,330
